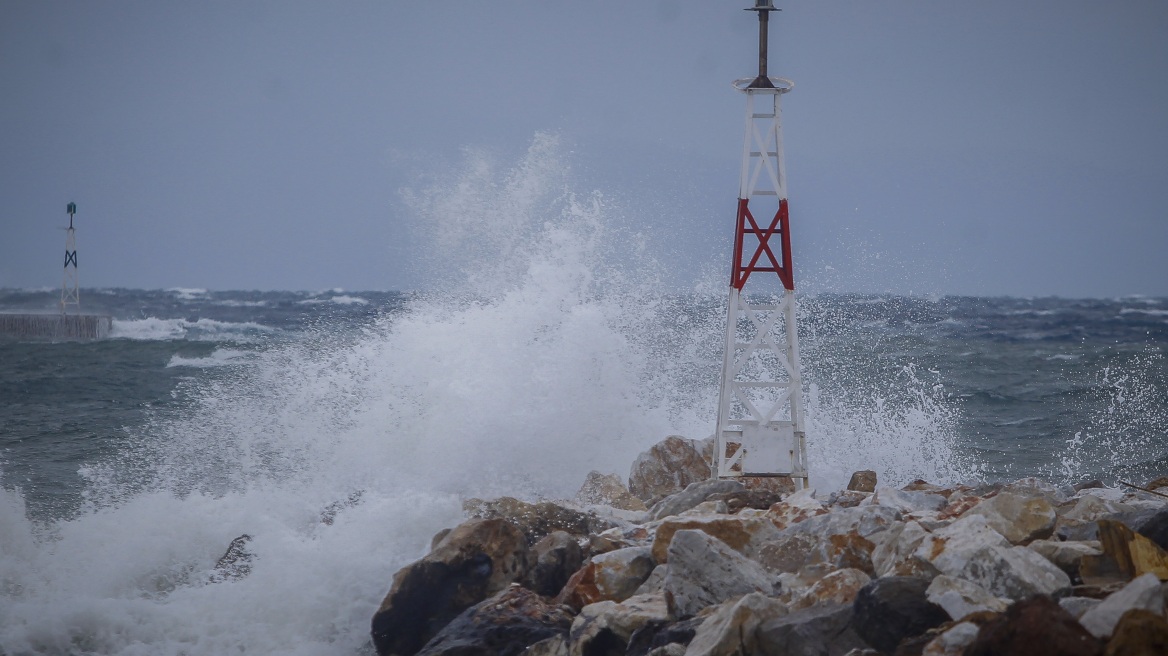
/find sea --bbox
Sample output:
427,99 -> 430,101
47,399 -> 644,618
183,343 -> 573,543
1,138 -> 1166,654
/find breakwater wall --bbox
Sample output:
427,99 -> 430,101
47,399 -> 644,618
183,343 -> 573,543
0,314 -> 113,340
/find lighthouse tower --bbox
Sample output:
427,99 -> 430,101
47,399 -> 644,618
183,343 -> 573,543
61,202 -> 80,315
714,1 -> 808,487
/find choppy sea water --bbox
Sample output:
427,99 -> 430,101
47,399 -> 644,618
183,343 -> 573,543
1,136 -> 1166,655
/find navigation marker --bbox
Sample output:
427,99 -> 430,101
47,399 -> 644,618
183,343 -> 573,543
714,1 -> 808,487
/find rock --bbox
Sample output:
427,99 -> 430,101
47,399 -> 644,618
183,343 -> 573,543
964,594 -> 1103,656
871,521 -> 936,579
650,514 -> 779,564
1081,520 -> 1168,585
757,528 -> 876,576
756,602 -> 871,656
414,584 -> 574,656
556,546 -> 655,610
633,564 -> 667,596
1059,596 -> 1102,619
209,534 -> 254,583
920,621 -> 980,656
662,529 -> 779,618
706,487 -> 787,514
791,568 -> 871,610
914,514 -> 1011,576
955,545 -> 1072,601
1027,539 -> 1103,582
575,471 -> 648,512
431,528 -> 453,552
371,518 -> 529,656
829,490 -> 870,509
526,635 -> 569,656
848,470 -> 878,493
648,479 -> 744,521
768,487 -> 830,529
568,594 -> 671,656
925,575 -> 1010,621
1145,476 -> 1168,491
628,436 -> 712,504
1105,608 -> 1168,656
525,531 -> 584,597
463,497 -> 606,545
1078,572 -> 1165,639
681,500 -> 729,516
625,617 -> 702,656
592,547 -> 656,603
684,592 -> 788,656
964,489 -> 1058,545
851,576 -> 949,655
872,487 -> 948,514
1135,508 -> 1168,551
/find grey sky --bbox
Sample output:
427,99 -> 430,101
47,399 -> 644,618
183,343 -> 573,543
2,1 -> 1165,297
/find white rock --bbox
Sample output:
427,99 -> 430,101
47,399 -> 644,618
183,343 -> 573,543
925,575 -> 1009,620
959,545 -> 1071,601
915,514 -> 1011,576
569,594 -> 671,656
1058,596 -> 1101,619
873,487 -> 947,514
663,529 -> 779,618
872,521 -> 933,578
1078,572 -> 1165,639
964,490 -> 1058,545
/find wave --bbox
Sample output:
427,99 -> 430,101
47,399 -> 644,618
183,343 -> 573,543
297,295 -> 369,306
111,318 -> 274,342
166,349 -> 254,369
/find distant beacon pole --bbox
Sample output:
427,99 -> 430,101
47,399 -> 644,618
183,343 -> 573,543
714,0 -> 808,487
61,202 -> 80,315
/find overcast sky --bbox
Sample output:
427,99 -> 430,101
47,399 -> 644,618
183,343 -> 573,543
2,1 -> 1165,297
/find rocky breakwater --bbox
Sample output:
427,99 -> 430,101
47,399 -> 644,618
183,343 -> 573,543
371,436 -> 1168,656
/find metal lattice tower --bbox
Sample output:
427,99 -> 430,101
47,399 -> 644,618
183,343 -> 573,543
61,202 -> 80,315
714,1 -> 808,487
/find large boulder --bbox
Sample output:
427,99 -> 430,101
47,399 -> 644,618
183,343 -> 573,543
1105,608 -> 1168,656
790,568 -> 871,610
848,471 -> 878,493
964,594 -> 1103,656
955,545 -> 1073,601
870,521 -> 936,579
414,584 -> 574,656
684,592 -> 788,656
650,514 -> 779,564
925,575 -> 1009,621
1079,519 -> 1168,585
371,518 -> 529,656
556,547 -> 655,610
575,471 -> 648,512
463,497 -> 607,545
628,436 -> 712,504
851,576 -> 949,654
755,603 -> 871,656
525,531 -> 584,597
663,529 -> 780,618
648,479 -> 744,521
1078,572 -> 1165,639
963,489 -> 1058,545
568,594 -> 671,656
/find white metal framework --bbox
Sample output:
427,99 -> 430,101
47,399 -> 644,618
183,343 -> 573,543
714,76 -> 808,486
61,202 -> 79,315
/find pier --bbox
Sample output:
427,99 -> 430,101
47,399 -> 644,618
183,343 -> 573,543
0,313 -> 113,340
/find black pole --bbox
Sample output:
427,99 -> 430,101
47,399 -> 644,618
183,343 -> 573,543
747,1 -> 777,89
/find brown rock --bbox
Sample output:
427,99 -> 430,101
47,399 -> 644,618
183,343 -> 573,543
964,595 -> 1104,656
371,518 -> 529,656
1104,608 -> 1168,656
792,568 -> 871,610
575,470 -> 647,511
628,436 -> 712,504
849,470 -> 878,493
1144,476 -> 1168,492
650,515 -> 777,564
1081,520 -> 1168,585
